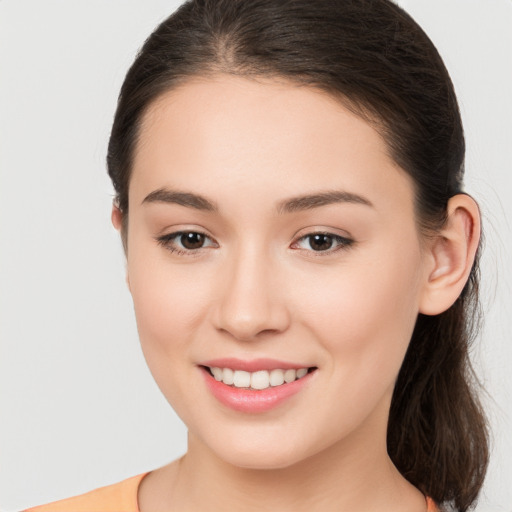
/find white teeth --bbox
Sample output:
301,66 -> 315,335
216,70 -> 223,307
269,369 -> 285,386
223,367 -> 234,385
284,369 -> 297,383
233,370 -> 251,388
211,367 -> 223,381
251,370 -> 270,390
209,366 -> 311,389
296,368 -> 308,379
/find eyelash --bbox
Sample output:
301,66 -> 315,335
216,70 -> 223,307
156,230 -> 354,257
292,232 -> 354,255
156,231 -> 216,257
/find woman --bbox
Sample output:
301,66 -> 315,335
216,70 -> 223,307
25,0 -> 489,510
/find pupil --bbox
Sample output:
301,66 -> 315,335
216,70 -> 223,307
181,232 -> 205,249
310,234 -> 333,251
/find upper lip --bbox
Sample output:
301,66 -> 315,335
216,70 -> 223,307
199,358 -> 314,372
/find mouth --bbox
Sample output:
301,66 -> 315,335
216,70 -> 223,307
198,358 -> 318,412
201,365 -> 317,391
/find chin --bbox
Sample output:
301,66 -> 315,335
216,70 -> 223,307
202,430 -> 318,470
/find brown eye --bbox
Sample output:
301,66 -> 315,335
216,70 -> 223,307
293,232 -> 354,254
180,232 -> 206,249
156,230 -> 217,255
308,234 -> 334,251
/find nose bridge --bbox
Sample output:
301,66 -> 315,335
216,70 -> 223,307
214,242 -> 289,341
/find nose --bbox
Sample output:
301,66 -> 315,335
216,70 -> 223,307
212,247 -> 291,342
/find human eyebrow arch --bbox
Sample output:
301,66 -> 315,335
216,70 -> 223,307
141,187 -> 218,212
276,190 -> 374,214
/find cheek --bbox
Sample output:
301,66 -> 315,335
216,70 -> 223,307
126,255 -> 213,419
284,242 -> 424,442
294,240 -> 422,375
126,239 -> 209,370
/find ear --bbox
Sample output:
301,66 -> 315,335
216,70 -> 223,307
419,194 -> 481,316
111,202 -> 123,231
111,203 -> 131,291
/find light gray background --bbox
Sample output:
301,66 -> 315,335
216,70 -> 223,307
1,1 -> 510,510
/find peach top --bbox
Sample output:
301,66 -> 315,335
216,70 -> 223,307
24,471 -> 439,511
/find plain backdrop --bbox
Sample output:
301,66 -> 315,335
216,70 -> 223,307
1,1 -> 511,510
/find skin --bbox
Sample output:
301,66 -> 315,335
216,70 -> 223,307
112,74 -> 480,512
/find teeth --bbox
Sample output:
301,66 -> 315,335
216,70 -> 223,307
233,370 -> 251,388
209,367 -> 311,390
251,370 -> 269,390
211,367 -> 223,381
296,368 -> 308,378
284,369 -> 296,383
269,369 -> 285,386
223,367 -> 234,385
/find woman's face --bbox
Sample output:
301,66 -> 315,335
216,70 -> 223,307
124,75 -> 430,469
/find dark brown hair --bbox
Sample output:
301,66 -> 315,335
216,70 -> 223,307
107,1 -> 489,509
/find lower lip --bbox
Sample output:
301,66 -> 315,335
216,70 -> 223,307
200,367 -> 315,413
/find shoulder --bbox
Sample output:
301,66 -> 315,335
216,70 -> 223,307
23,472 -> 149,512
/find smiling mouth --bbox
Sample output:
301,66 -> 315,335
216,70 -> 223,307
202,366 -> 317,391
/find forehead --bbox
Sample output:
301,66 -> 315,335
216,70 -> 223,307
130,74 -> 414,216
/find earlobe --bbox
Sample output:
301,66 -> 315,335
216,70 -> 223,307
111,203 -> 123,231
419,194 -> 481,316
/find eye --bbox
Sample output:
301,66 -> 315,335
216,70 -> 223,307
156,231 -> 217,255
292,232 -> 354,254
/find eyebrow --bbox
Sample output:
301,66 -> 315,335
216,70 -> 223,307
276,190 -> 373,214
142,188 -> 218,211
142,187 -> 373,213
